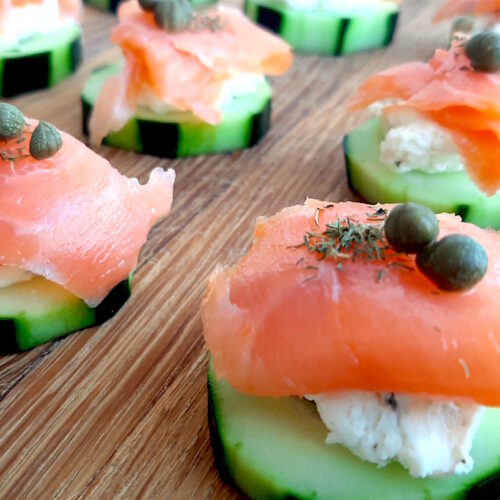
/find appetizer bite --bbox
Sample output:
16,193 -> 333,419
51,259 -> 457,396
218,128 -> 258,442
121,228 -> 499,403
203,199 -> 500,498
344,33 -> 500,229
0,0 -> 82,97
83,0 -> 214,16
0,103 -> 175,352
435,0 -> 500,35
82,0 -> 292,158
244,0 -> 400,56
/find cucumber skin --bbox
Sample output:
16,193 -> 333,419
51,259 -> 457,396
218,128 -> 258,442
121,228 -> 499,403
344,119 -> 500,230
0,277 -> 132,353
83,0 -> 215,13
467,473 -> 500,499
82,96 -> 272,158
208,362 -> 500,500
244,0 -> 399,56
0,27 -> 82,98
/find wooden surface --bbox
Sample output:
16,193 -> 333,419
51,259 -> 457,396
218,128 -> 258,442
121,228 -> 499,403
1,2 -> 450,498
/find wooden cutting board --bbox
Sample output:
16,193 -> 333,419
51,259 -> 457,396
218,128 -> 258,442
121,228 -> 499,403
0,2 -> 449,498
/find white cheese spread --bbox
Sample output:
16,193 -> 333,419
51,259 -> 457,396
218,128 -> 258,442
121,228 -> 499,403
0,0 -> 73,50
307,391 -> 483,478
371,105 -> 465,174
136,73 -> 265,115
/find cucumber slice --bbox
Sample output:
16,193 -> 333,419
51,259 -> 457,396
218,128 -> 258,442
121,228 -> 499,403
0,24 -> 82,98
344,119 -> 500,230
82,63 -> 272,158
83,0 -> 215,13
208,361 -> 500,499
243,0 -> 398,56
0,275 -> 131,352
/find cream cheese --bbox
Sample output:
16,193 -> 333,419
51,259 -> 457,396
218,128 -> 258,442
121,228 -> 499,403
136,73 -> 265,115
307,391 -> 483,478
0,0 -> 74,50
218,73 -> 265,105
371,105 -> 465,174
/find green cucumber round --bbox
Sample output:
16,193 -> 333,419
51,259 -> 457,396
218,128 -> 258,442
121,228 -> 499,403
208,360 -> 500,499
243,0 -> 399,56
82,63 -> 272,158
83,0 -> 216,14
0,24 -> 82,98
0,275 -> 131,352
343,119 -> 500,230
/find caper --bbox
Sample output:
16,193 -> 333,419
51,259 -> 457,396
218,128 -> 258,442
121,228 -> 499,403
384,203 -> 439,253
154,0 -> 192,32
0,103 -> 25,141
29,121 -> 63,160
451,16 -> 474,35
465,31 -> 500,72
138,0 -> 161,12
416,234 -> 488,291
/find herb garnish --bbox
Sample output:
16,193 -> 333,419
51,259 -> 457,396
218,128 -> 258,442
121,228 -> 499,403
375,269 -> 386,283
292,202 -> 488,291
366,207 -> 387,221
189,13 -> 227,33
314,204 -> 334,227
303,217 -> 388,263
290,205 -> 421,284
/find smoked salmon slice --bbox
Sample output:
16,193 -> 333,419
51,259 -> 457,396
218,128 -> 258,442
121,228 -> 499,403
202,200 -> 500,407
434,0 -> 500,22
349,40 -> 500,195
88,0 -> 292,145
0,119 -> 175,307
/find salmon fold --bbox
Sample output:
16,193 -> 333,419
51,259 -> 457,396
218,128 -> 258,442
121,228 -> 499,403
0,120 -> 175,307
202,200 -> 500,407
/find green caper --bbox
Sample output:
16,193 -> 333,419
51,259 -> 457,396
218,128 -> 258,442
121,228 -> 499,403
29,121 -> 63,160
416,234 -> 488,291
384,203 -> 439,253
138,0 -> 161,12
465,31 -> 500,72
0,103 -> 25,141
451,16 -> 474,35
154,0 -> 192,32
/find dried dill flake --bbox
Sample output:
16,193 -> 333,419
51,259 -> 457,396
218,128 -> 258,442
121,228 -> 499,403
304,218 -> 388,263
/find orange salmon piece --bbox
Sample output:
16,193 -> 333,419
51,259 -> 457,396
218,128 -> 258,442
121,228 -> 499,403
434,0 -> 500,22
0,120 -> 175,307
350,42 -> 500,195
202,200 -> 500,406
89,0 -> 292,144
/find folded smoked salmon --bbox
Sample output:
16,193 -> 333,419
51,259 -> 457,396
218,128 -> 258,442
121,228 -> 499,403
203,200 -> 500,403
83,0 -> 292,158
203,200 -> 500,497
0,107 -> 175,351
343,35 -> 500,229
434,0 -> 500,22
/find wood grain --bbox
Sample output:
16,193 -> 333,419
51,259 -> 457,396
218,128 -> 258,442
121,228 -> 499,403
0,2 -> 449,498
